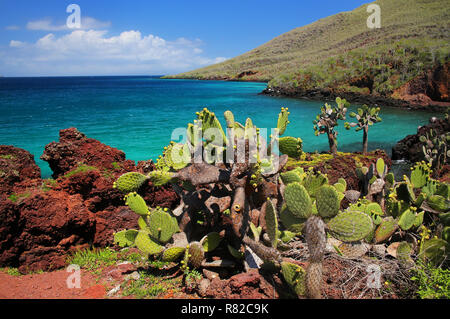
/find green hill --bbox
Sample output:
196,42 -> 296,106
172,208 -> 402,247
165,0 -> 449,107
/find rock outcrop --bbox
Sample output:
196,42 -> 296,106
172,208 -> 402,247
0,146 -> 41,199
392,116 -> 450,163
41,128 -> 135,178
0,128 -> 180,273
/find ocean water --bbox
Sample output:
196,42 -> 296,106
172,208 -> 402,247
0,76 -> 441,178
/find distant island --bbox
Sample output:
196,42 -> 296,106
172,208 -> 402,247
164,0 -> 449,110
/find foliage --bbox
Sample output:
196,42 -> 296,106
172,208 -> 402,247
411,261 -> 450,299
345,104 -> 382,154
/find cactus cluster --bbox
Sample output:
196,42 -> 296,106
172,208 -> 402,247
313,97 -> 349,155
345,105 -> 382,154
419,127 -> 450,172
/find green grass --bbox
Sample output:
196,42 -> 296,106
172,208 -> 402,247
7,191 -> 31,203
120,270 -> 181,299
166,0 -> 449,100
63,164 -> 98,179
0,154 -> 15,160
66,247 -> 119,275
411,261 -> 450,299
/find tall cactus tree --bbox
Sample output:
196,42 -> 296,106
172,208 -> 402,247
345,104 -> 382,154
313,97 -> 349,155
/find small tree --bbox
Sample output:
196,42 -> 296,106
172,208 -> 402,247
313,97 -> 349,155
344,105 -> 382,154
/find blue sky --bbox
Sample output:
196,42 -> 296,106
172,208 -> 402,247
0,0 -> 372,76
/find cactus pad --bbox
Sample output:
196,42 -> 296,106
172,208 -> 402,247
124,192 -> 149,216
146,209 -> 179,244
148,170 -> 174,187
398,209 -> 416,230
134,230 -> 164,256
285,182 -> 313,219
280,205 -> 306,233
315,185 -> 340,218
280,170 -> 303,185
162,246 -> 186,262
265,199 -> 279,248
375,217 -> 398,243
327,210 -> 374,242
277,107 -> 290,136
114,229 -> 138,247
278,136 -> 303,159
201,232 -> 222,252
281,261 -> 306,297
114,172 -> 148,193
188,241 -> 205,268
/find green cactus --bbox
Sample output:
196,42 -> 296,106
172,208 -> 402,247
148,170 -> 175,186
302,170 -> 328,198
124,192 -> 149,216
196,108 -> 227,146
281,261 -> 306,297
375,217 -> 398,243
188,241 -> 205,268
280,204 -> 306,233
398,209 -> 417,231
224,110 -> 235,128
410,162 -> 430,188
313,97 -> 349,155
396,242 -> 414,267
327,210 -> 374,242
249,222 -> 262,241
277,107 -> 290,136
315,185 -> 340,219
201,232 -> 222,252
134,230 -> 164,256
285,182 -> 313,219
345,104 -> 382,154
419,127 -> 449,171
162,246 -> 186,262
114,229 -> 138,247
278,136 -> 303,159
113,172 -> 148,193
265,199 -> 279,248
145,208 -> 179,244
280,169 -> 304,185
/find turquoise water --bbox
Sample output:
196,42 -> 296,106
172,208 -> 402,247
0,76 -> 440,178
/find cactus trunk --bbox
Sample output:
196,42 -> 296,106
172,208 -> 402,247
363,126 -> 368,154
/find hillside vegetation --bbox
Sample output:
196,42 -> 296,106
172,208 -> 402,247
165,0 -> 449,105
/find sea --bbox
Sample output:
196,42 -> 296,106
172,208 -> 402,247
0,76 -> 441,178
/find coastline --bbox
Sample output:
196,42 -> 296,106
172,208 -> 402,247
160,76 -> 450,112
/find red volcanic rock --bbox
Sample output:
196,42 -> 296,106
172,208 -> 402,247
93,207 -> 140,247
0,146 -> 41,198
0,189 -> 96,273
204,269 -> 279,299
41,127 -> 136,178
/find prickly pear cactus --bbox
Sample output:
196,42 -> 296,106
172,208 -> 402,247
114,172 -> 148,193
114,229 -> 138,247
315,185 -> 340,218
281,261 -> 306,296
327,210 -> 374,242
162,246 -> 186,262
265,199 -> 279,248
124,192 -> 149,216
188,241 -> 205,268
145,208 -> 179,244
278,136 -> 303,159
277,107 -> 290,136
134,230 -> 164,256
284,182 -> 312,219
375,217 -> 398,243
201,232 -> 222,252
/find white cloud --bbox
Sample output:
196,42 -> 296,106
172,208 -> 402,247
5,25 -> 20,30
2,29 -> 227,76
9,40 -> 25,48
26,17 -> 111,31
